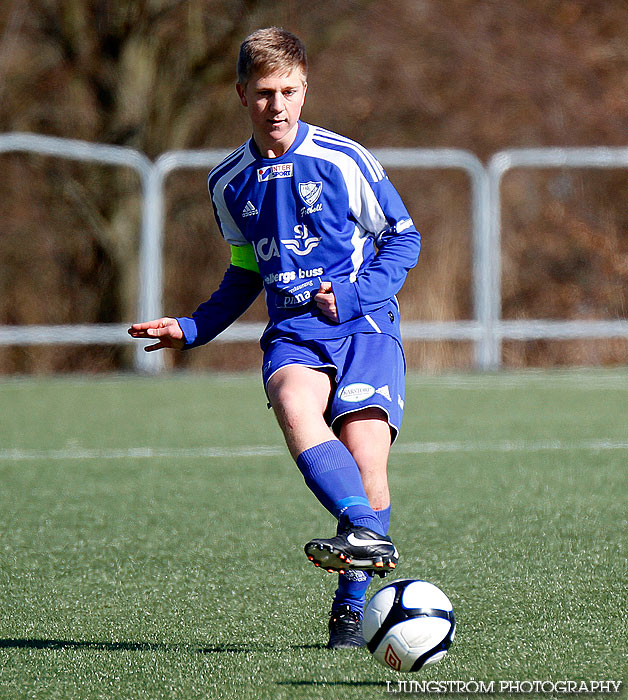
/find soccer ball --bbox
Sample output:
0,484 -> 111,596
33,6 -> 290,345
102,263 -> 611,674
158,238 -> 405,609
363,579 -> 455,672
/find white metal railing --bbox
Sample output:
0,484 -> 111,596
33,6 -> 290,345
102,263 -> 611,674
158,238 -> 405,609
1,134 -> 627,372
373,149 -> 492,369
487,147 -> 628,369
0,133 -> 155,372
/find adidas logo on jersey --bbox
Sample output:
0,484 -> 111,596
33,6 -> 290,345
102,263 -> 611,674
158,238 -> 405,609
242,201 -> 258,218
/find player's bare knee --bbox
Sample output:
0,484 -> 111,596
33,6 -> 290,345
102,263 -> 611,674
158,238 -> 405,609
342,406 -> 388,425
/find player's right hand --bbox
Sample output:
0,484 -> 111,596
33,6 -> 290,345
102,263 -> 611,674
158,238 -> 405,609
315,281 -> 339,323
127,317 -> 185,352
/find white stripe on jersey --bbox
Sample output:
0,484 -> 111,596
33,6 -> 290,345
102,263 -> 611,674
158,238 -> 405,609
295,129 -> 389,237
364,314 -> 383,333
209,145 -> 255,246
310,126 -> 386,182
312,126 -> 385,181
208,143 -> 246,184
349,224 -> 367,283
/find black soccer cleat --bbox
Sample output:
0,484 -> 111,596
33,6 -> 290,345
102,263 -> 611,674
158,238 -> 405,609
304,521 -> 399,577
327,605 -> 366,649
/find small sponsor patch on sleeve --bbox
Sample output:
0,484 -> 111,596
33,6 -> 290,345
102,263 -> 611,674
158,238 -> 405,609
396,218 -> 414,233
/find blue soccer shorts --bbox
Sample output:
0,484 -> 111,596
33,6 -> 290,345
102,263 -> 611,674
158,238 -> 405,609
262,333 -> 406,442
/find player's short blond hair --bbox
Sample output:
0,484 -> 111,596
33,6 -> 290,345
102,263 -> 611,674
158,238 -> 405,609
237,27 -> 307,86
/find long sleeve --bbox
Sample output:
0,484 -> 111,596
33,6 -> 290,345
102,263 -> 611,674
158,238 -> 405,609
332,224 -> 421,323
176,265 -> 263,349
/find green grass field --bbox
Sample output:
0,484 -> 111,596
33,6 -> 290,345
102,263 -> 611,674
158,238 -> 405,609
1,370 -> 626,700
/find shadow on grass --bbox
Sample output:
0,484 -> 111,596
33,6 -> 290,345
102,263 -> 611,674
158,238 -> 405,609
0,638 -> 325,654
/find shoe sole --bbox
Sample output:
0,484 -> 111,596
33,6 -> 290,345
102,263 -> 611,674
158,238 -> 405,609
305,542 -> 397,577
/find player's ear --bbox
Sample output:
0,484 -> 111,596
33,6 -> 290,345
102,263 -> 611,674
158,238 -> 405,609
236,83 -> 248,107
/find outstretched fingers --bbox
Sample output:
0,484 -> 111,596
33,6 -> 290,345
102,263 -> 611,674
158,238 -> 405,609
127,318 -> 185,351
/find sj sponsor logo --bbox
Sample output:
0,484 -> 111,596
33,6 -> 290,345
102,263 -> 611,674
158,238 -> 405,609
254,225 -> 321,261
281,224 -> 321,256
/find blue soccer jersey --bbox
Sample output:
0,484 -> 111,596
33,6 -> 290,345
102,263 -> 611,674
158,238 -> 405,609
178,121 -> 420,350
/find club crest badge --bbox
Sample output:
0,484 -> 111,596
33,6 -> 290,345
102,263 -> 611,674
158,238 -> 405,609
298,181 -> 323,207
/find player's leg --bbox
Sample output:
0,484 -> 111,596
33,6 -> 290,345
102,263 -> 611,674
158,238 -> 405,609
324,334 -> 406,647
264,336 -> 402,650
266,363 -> 334,458
334,407 -> 393,602
327,409 -> 393,648
340,407 -> 392,511
299,335 -> 402,577
265,361 -> 382,534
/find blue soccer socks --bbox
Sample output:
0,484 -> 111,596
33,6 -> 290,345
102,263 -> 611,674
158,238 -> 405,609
332,505 -> 392,615
333,569 -> 372,614
297,440 -> 395,615
375,504 -> 391,535
296,440 -> 381,533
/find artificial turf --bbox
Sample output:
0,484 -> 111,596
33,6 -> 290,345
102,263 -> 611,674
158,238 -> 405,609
0,370 -> 626,699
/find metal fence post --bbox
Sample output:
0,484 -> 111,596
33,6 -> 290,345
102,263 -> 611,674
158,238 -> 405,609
0,132 -> 156,371
136,163 -> 165,373
373,149 -> 493,369
488,147 -> 628,366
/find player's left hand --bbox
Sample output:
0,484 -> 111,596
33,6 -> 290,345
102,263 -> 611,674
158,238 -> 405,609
127,317 -> 185,351
315,281 -> 338,322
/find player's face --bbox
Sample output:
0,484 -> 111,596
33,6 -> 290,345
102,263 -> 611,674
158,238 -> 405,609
237,67 -> 307,157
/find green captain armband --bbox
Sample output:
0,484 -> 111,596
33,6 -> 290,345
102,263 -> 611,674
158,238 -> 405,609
230,244 -> 259,273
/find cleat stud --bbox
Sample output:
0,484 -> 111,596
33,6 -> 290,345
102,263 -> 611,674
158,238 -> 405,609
389,562 -> 396,568
307,555 -> 314,561
327,568 -> 335,573
314,562 -> 320,567
374,561 -> 384,567
339,569 -> 345,575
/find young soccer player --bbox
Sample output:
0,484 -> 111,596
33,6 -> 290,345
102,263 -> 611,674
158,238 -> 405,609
128,27 -> 421,649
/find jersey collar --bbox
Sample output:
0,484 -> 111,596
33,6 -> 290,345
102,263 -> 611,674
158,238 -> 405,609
248,121 -> 309,161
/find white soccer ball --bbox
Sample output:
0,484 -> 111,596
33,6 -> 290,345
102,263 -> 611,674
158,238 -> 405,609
363,579 -> 455,672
